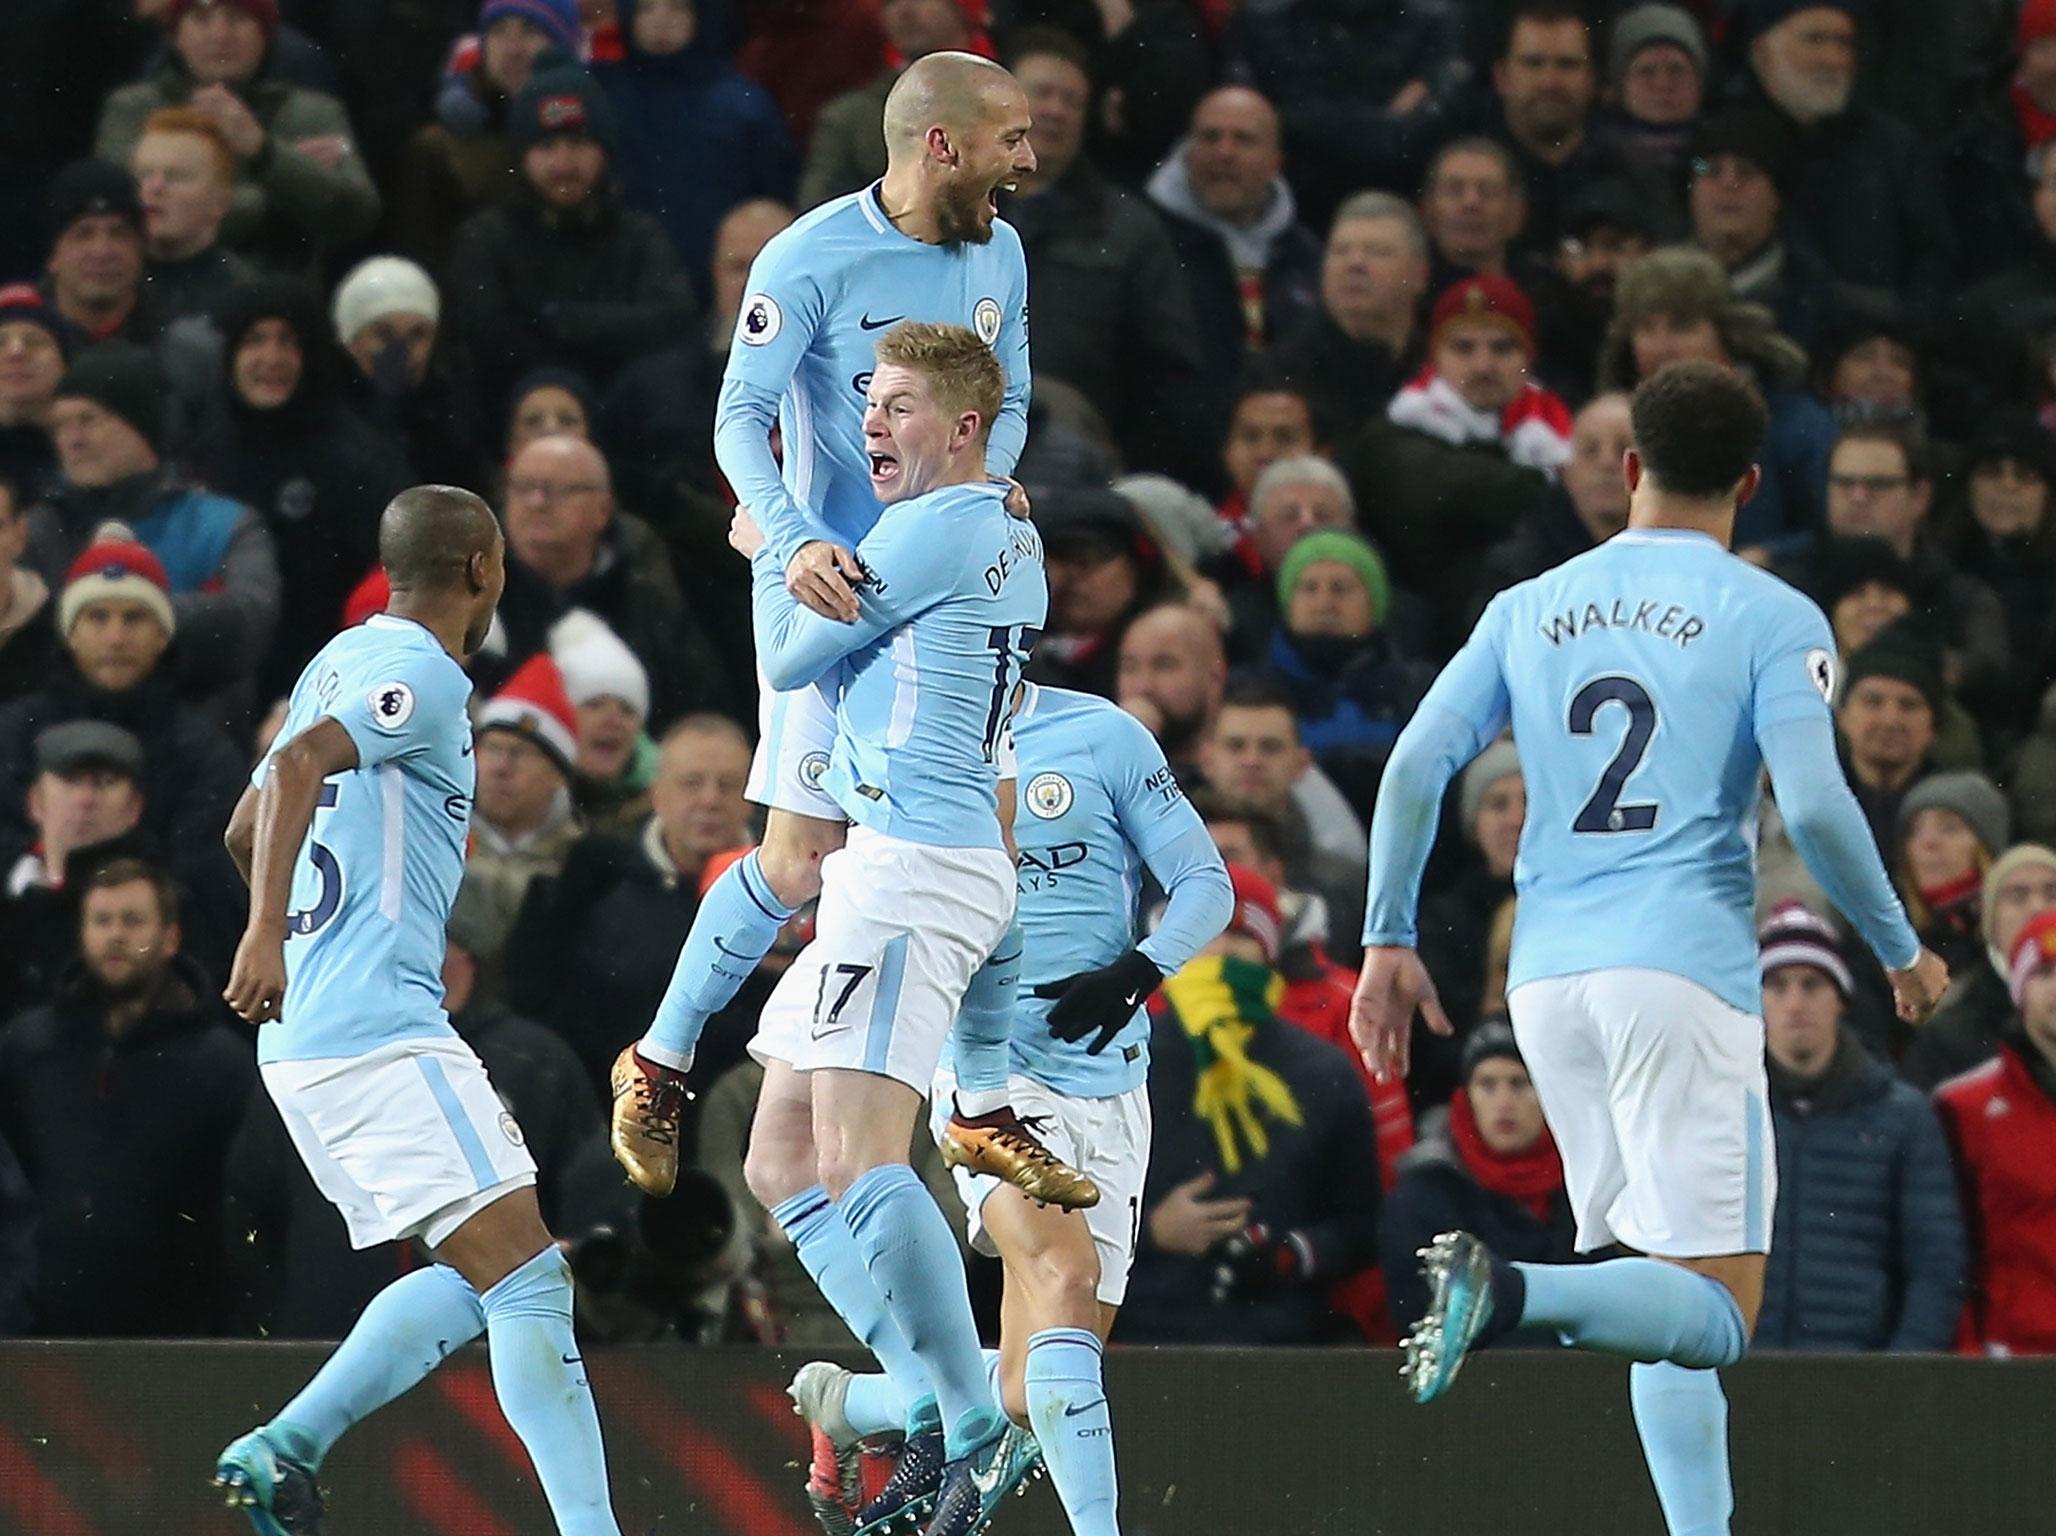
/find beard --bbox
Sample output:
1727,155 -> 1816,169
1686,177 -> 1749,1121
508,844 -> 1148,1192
933,176 -> 996,246
1762,53 -> 1852,124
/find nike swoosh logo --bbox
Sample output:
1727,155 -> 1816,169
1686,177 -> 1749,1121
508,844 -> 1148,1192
713,937 -> 755,960
1063,1399 -> 1106,1418
460,739 -> 473,756
972,1450 -> 1007,1496
561,1354 -> 582,1365
858,313 -> 906,330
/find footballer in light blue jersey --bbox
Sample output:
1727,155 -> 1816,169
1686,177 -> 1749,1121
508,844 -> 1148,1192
253,614 -> 478,1065
980,684 -> 1233,1098
1364,527 -> 1919,1010
720,184 -> 1031,566
750,479 -> 1045,850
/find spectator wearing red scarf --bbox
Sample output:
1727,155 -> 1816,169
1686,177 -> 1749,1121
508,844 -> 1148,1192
1378,1023 -> 1579,1342
2016,0 -> 2056,153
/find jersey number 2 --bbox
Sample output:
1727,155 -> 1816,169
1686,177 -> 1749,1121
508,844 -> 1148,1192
1568,676 -> 1659,833
285,782 -> 343,936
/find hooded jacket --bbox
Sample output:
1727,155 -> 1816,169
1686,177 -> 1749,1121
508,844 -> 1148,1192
444,161 -> 698,399
594,0 -> 795,288
1936,1042 -> 2056,1355
1757,1028 -> 1966,1350
0,954 -> 254,1335
185,279 -> 412,697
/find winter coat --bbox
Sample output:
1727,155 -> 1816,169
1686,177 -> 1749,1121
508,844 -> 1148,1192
0,1126 -> 31,1336
185,288 -> 411,700
222,998 -> 625,1339
444,180 -> 698,400
1756,1030 -> 1966,1351
491,514 -> 734,728
1469,484 -> 1598,624
1414,858 -> 1514,1111
1268,312 -> 1407,445
1905,961 -> 2012,1091
1720,85 -> 1954,318
1226,0 -> 1471,226
1150,162 -> 1322,386
1125,961 -> 1381,1345
1380,1127 -> 1578,1340
795,71 -> 893,211
26,467 -> 281,690
505,821 -> 703,1094
1936,1043 -> 2056,1355
1254,626 -> 1430,762
0,662 -> 247,889
0,955 -> 255,1335
94,56 -> 380,267
595,20 -> 796,286
390,93 -> 519,273
1004,159 -> 1210,481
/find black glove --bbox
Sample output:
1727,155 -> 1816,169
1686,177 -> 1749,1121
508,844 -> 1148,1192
1032,950 -> 1164,1055
1208,1223 -> 1314,1303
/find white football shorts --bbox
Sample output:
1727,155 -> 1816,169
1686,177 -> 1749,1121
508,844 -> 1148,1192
1507,967 -> 1775,1259
745,664 -> 846,820
261,1034 -> 538,1250
929,1067 -> 1151,1307
750,826 -> 1015,1090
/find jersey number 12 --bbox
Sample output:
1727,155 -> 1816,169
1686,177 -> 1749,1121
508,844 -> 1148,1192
1568,675 -> 1659,834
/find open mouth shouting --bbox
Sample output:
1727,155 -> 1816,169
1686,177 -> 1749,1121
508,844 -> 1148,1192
868,447 -> 902,492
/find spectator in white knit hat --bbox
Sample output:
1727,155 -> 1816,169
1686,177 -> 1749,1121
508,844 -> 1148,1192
331,255 -> 484,490
549,606 -> 653,836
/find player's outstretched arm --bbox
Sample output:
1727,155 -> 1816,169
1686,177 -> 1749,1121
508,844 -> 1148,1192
224,717 -> 360,1025
742,505 -> 944,690
1757,713 -> 1941,1020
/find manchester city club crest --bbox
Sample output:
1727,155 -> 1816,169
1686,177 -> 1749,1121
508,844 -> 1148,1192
1026,771 -> 1073,819
973,297 -> 1002,346
799,751 -> 831,791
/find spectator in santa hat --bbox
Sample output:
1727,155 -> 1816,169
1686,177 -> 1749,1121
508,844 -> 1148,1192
1386,275 -> 1574,476
465,650 -> 585,993
549,607 -> 653,836
0,523 -> 246,952
1935,908 -> 2056,1356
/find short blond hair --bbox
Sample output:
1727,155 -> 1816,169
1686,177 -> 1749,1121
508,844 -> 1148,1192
874,321 -> 1005,445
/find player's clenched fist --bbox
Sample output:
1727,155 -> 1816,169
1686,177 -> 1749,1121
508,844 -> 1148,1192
1348,945 -> 1453,1081
1887,947 -> 1950,1026
224,927 -> 288,1024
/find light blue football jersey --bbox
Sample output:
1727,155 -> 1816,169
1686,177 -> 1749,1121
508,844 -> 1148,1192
1000,685 -> 1220,1096
252,614 -> 476,1064
1365,527 -> 1917,1013
751,480 -> 1046,849
718,184 -> 1031,565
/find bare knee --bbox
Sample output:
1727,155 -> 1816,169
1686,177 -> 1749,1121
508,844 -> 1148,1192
814,1139 -> 893,1202
1019,1246 -> 1102,1330
743,1136 -> 816,1211
757,812 -> 843,908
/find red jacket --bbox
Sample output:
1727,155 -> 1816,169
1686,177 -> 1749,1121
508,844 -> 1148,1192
1935,1045 -> 2056,1355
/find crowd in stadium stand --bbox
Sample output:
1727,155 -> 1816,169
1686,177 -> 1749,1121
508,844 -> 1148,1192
2,0 -> 2056,1361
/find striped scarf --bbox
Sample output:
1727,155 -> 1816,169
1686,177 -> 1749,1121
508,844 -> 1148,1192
1162,955 -> 1304,1175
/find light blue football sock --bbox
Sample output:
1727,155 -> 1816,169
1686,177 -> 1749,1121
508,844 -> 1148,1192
845,1348 -> 1004,1438
479,1247 -> 620,1536
838,1164 -> 1002,1459
1630,1361 -> 1733,1536
1514,1260 -> 1749,1368
271,1263 -> 485,1469
1026,1328 -> 1118,1536
952,922 -> 1021,1115
641,849 -> 794,1067
771,1184 -> 935,1428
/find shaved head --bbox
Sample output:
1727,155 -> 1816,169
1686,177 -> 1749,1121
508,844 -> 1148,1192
884,51 -> 1017,152
381,484 -> 499,591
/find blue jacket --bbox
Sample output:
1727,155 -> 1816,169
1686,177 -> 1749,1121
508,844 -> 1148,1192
1757,1028 -> 1966,1351
593,3 -> 795,289
1255,627 -> 1431,761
